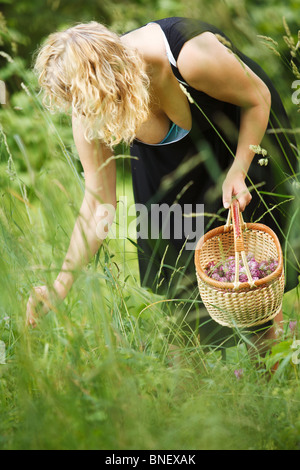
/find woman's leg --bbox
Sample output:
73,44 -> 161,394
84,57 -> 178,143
246,309 -> 284,371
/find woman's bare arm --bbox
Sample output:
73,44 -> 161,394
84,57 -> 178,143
177,32 -> 271,210
53,116 -> 117,298
26,117 -> 116,325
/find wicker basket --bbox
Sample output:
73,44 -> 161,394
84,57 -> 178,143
194,200 -> 285,328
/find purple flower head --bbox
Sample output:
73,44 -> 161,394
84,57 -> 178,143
289,321 -> 297,335
211,272 -> 221,282
234,369 -> 244,380
205,254 -> 278,283
248,260 -> 258,270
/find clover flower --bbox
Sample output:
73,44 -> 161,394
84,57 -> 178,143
289,321 -> 298,335
204,253 -> 278,283
234,369 -> 244,380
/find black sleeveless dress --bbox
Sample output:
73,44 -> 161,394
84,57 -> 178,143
129,17 -> 299,345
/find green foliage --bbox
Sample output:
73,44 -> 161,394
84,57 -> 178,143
1,0 -> 111,60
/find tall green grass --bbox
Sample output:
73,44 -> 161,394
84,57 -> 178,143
0,88 -> 300,449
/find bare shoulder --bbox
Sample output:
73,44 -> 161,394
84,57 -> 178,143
121,23 -> 168,69
179,31 -> 226,57
176,31 -> 270,108
177,31 -> 241,88
177,31 -> 228,72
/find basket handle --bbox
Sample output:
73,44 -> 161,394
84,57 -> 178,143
226,199 -> 256,290
231,199 -> 244,253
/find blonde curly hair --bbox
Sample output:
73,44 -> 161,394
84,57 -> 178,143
34,22 -> 150,148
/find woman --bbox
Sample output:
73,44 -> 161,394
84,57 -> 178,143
27,18 -> 299,353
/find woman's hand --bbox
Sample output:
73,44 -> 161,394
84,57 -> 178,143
26,284 -> 64,327
222,166 -> 252,212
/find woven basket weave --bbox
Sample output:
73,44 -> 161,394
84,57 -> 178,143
194,200 -> 285,328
